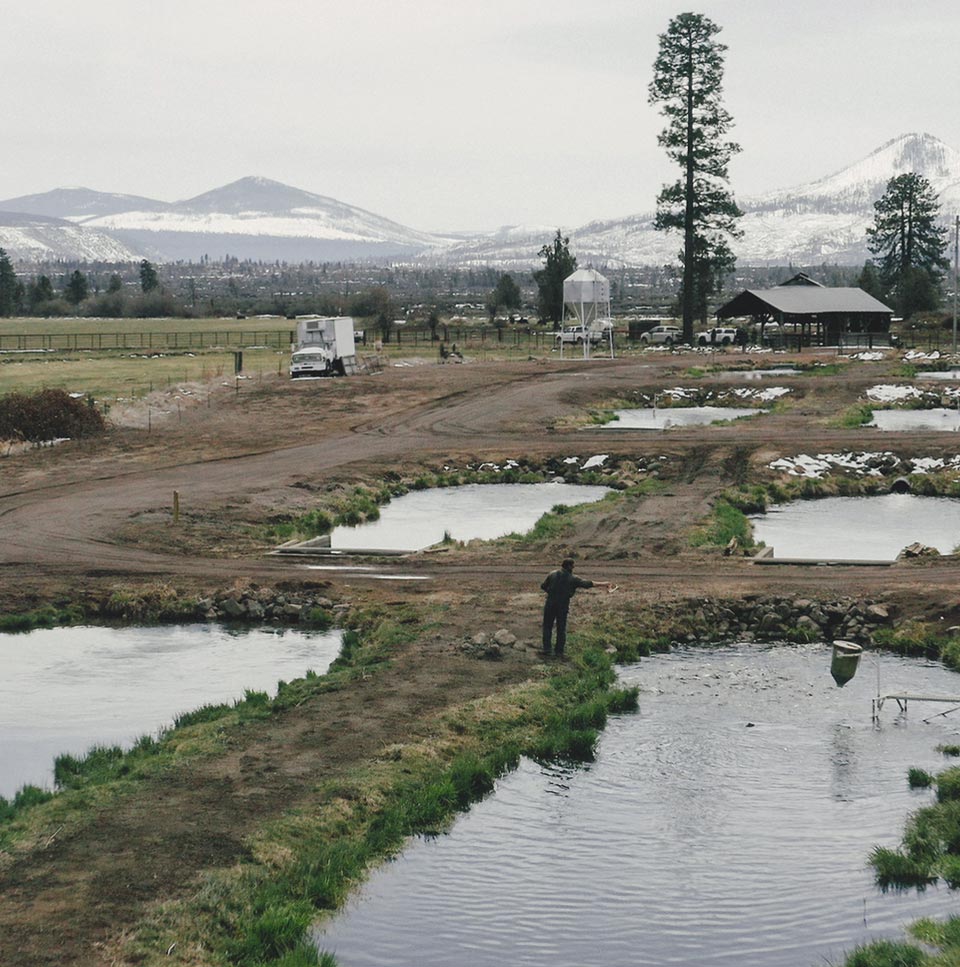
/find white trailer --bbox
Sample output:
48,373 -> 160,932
291,316 -> 358,378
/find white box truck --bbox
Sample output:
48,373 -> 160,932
291,317 -> 358,378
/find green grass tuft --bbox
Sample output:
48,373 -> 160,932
690,499 -> 754,548
834,403 -> 874,427
843,938 -> 925,967
869,846 -> 936,891
936,767 -> 960,802
908,768 -> 934,789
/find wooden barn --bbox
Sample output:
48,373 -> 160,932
715,273 -> 894,348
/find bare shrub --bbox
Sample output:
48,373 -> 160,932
0,389 -> 106,443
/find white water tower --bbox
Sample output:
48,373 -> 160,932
562,268 -> 614,358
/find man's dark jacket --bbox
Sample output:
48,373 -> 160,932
541,568 -> 593,612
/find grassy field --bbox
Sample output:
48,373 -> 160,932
0,346 -> 288,399
0,316 -> 632,398
0,316 -> 296,339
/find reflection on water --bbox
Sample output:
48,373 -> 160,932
330,483 -> 609,552
315,645 -> 960,967
604,406 -> 764,429
738,368 -> 801,379
917,371 -> 960,381
750,493 -> 960,560
871,408 -> 960,431
0,624 -> 342,796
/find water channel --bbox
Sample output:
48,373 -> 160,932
315,644 -> 960,967
603,407 -> 764,430
737,368 -> 801,379
750,494 -> 960,561
0,624 -> 342,796
870,408 -> 960,431
917,371 -> 960,382
329,483 -> 610,552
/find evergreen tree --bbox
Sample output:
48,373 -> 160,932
533,230 -> 576,325
866,172 -> 949,318
107,274 -> 123,294
0,248 -> 21,316
65,270 -> 89,307
27,274 -> 55,313
649,12 -> 743,341
351,286 -> 395,342
857,261 -> 884,301
139,259 -> 159,293
487,273 -> 522,320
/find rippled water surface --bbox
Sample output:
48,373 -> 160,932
604,406 -> 763,430
316,645 -> 960,967
750,493 -> 960,560
917,371 -> 960,381
0,624 -> 342,796
330,483 -> 609,551
871,408 -> 960,431
737,368 -> 801,379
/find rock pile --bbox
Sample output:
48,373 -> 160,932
683,596 -> 895,645
197,587 -> 344,623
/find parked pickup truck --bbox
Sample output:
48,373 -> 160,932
555,325 -> 606,345
696,327 -> 738,346
557,322 -> 613,343
639,324 -> 682,345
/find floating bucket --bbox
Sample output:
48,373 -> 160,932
831,640 -> 863,687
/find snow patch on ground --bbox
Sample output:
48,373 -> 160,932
867,384 -> 924,402
769,451 -> 960,479
732,386 -> 790,402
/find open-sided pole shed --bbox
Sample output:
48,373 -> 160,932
715,277 -> 894,348
561,268 -> 614,359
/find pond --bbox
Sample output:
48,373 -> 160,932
737,368 -> 801,379
750,493 -> 960,561
315,644 -> 960,967
870,408 -> 960,431
329,483 -> 610,552
917,371 -> 960,382
0,624 -> 342,796
602,406 -> 764,430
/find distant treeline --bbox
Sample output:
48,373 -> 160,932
0,247 -> 865,322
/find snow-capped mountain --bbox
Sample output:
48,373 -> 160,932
78,176 -> 447,262
0,176 -> 447,263
436,132 -> 960,268
1,135 -> 957,265
752,132 -> 960,214
0,210 -> 141,262
0,187 -> 170,221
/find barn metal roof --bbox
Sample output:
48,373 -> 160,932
717,286 -> 893,319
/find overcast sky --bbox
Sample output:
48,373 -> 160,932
3,0 -> 959,232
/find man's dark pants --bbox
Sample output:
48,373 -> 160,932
542,601 -> 569,655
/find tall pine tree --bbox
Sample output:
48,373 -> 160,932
64,270 -> 89,307
866,172 -> 948,318
139,259 -> 159,293
533,230 -> 576,325
649,12 -> 742,342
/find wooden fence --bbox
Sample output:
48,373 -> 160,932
0,330 -> 295,352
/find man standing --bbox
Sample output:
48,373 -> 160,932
540,558 -> 607,658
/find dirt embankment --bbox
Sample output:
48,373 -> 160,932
3,350 -> 960,965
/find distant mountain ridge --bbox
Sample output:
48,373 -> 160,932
449,132 -> 960,268
0,135 -> 957,265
